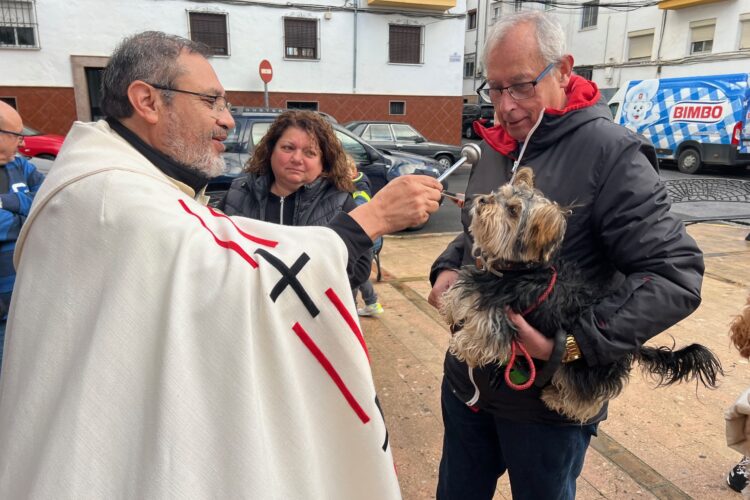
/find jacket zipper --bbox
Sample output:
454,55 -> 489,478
279,195 -> 285,225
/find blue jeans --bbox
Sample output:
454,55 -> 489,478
437,378 -> 596,500
353,279 -> 378,306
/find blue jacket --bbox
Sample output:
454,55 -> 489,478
0,156 -> 45,316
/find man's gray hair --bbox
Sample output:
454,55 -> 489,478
482,11 -> 566,73
100,31 -> 211,119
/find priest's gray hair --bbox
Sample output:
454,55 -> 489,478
100,31 -> 211,119
482,11 -> 566,74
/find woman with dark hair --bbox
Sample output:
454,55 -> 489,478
219,110 -> 372,286
220,110 -> 355,226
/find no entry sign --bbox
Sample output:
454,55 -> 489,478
259,60 -> 273,84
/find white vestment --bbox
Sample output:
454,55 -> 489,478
0,121 -> 400,499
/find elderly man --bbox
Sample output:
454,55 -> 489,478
427,12 -> 703,500
0,101 -> 44,369
0,31 -> 441,498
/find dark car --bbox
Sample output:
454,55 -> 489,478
462,103 -> 495,139
343,121 -> 462,170
209,107 -> 446,206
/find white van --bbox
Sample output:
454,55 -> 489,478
608,73 -> 750,174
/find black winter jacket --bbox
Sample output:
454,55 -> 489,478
219,173 -> 372,287
430,76 -> 704,425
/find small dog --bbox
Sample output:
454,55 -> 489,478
441,167 -> 722,422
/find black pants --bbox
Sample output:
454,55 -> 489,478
436,378 -> 596,500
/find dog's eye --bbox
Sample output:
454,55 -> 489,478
507,204 -> 519,217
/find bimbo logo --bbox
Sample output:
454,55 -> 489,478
670,100 -> 728,124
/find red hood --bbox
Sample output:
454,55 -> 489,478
475,75 -> 601,156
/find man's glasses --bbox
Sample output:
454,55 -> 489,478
147,83 -> 231,113
476,63 -> 556,102
0,129 -> 24,142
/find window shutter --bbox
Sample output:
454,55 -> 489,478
189,13 -> 228,56
389,25 -> 421,64
740,19 -> 750,50
284,18 -> 317,59
628,32 -> 654,60
691,25 -> 714,43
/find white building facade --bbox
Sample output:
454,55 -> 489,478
462,0 -> 750,102
1,0 -> 467,143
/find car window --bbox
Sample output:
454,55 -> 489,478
223,119 -> 245,153
480,106 -> 495,119
335,130 -> 370,164
251,122 -> 272,147
364,124 -> 394,142
22,125 -> 41,136
392,124 -> 422,142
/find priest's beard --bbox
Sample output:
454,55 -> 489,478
163,110 -> 225,179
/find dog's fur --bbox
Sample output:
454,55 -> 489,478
730,295 -> 750,359
441,167 -> 722,422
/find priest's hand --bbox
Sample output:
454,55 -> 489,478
349,175 -> 442,240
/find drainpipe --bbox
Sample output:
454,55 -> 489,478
473,0 -> 479,99
655,9 -> 668,79
352,0 -> 358,93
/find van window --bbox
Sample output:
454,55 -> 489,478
608,102 -> 619,120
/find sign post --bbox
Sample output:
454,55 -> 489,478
259,59 -> 273,108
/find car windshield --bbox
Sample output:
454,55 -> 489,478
22,125 -> 41,136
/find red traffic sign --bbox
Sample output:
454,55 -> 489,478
259,59 -> 273,84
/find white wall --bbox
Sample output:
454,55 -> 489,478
2,0 -> 465,96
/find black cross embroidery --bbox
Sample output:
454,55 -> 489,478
374,395 -> 389,452
254,249 -> 320,317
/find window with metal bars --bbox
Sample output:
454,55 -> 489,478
284,18 -> 318,60
389,25 -> 422,65
0,0 -> 38,48
188,12 -> 228,56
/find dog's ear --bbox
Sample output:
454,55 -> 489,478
512,167 -> 535,189
522,203 -> 567,263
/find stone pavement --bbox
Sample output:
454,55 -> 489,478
359,223 -> 750,499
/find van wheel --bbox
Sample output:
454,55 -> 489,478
677,148 -> 702,175
465,125 -> 475,139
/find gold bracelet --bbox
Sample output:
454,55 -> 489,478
562,335 -> 582,363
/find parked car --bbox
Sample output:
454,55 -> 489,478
462,103 -> 495,139
209,108 -> 447,213
343,121 -> 462,170
18,125 -> 65,160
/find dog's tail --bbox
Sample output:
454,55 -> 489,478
635,344 -> 722,388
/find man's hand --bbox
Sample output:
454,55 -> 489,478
428,269 -> 459,309
349,175 -> 442,240
506,309 -> 554,360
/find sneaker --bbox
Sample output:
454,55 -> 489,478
727,456 -> 750,493
358,303 -> 384,317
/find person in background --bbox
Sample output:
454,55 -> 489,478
348,157 -> 384,317
219,110 -> 371,287
0,101 -> 45,369
427,11 -> 703,499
